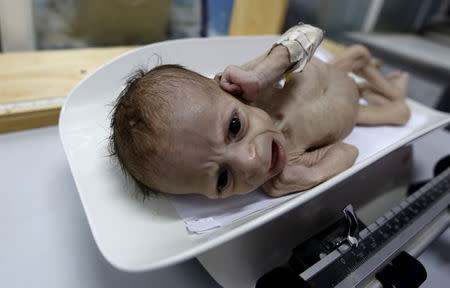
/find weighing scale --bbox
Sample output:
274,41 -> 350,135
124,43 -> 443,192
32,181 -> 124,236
59,36 -> 450,287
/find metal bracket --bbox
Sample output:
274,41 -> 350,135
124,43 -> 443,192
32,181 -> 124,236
343,204 -> 360,247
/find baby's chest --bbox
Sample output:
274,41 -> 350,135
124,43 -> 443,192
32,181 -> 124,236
280,100 -> 342,155
276,72 -> 358,154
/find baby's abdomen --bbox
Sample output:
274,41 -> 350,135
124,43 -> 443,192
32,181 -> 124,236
325,68 -> 359,137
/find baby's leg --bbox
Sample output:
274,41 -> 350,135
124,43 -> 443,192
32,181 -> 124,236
331,45 -> 410,125
357,90 -> 410,125
330,44 -> 371,73
331,45 -> 404,101
356,71 -> 411,125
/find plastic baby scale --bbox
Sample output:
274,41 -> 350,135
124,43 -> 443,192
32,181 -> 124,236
59,36 -> 450,287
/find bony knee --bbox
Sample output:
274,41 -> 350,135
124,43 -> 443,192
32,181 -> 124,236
347,44 -> 370,60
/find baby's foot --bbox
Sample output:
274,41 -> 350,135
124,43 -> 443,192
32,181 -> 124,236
386,71 -> 409,99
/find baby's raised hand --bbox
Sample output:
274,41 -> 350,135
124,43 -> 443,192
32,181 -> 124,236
216,45 -> 290,102
216,65 -> 264,102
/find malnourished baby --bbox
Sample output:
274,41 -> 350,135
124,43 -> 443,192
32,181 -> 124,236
110,24 -> 410,199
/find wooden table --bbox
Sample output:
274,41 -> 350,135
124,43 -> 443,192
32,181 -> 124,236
0,40 -> 344,134
0,47 -> 133,133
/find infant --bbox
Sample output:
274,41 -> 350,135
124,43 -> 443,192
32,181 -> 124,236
110,24 -> 410,199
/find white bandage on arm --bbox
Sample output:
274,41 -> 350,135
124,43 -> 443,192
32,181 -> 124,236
274,23 -> 324,73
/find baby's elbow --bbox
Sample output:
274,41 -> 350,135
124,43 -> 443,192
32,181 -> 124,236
390,103 -> 411,126
348,144 -> 359,159
340,143 -> 358,167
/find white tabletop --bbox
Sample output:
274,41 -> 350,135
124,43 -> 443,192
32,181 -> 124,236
0,126 -> 220,288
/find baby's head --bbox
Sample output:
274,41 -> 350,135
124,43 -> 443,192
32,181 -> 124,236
110,65 -> 286,199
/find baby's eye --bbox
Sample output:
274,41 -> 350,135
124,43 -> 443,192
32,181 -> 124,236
229,114 -> 241,136
217,170 -> 228,192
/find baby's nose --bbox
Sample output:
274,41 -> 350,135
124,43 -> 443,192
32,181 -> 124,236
234,143 -> 265,186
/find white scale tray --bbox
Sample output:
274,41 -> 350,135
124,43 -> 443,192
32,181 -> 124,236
59,36 -> 450,273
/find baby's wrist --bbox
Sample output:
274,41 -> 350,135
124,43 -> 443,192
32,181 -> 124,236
254,45 -> 291,88
274,23 -> 324,73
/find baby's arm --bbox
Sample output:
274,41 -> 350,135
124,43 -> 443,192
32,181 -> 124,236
262,142 -> 358,197
217,46 -> 292,101
218,23 -> 324,101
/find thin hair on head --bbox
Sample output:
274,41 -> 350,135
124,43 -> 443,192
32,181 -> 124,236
109,63 -> 207,198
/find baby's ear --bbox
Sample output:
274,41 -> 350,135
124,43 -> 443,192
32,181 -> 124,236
213,73 -> 249,104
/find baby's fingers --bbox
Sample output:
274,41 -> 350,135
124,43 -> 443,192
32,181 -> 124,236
220,79 -> 243,95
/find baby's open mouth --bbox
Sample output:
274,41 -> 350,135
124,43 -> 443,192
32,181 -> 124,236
268,138 -> 286,176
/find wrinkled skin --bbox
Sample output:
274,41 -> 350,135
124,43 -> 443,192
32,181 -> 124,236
216,44 -> 410,197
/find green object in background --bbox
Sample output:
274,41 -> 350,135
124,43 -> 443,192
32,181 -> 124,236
75,0 -> 170,45
33,0 -> 171,49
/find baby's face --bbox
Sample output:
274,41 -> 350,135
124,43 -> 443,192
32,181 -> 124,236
157,80 -> 287,198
